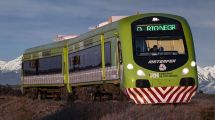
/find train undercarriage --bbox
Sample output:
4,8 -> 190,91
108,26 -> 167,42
22,84 -> 128,102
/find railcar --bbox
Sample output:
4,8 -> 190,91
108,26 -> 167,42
21,40 -> 68,99
21,13 -> 198,104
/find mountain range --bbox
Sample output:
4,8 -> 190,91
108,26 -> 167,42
0,56 -> 22,85
0,56 -> 215,94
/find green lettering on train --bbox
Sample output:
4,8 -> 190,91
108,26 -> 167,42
136,24 -> 177,32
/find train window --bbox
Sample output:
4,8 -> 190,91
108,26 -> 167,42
23,60 -> 38,76
23,56 -> 62,76
38,55 -> 62,75
117,41 -> 123,64
135,36 -> 185,56
29,60 -> 38,68
69,42 -> 111,72
82,55 -> 86,65
105,42 -> 111,66
73,55 -> 80,65
69,44 -> 101,71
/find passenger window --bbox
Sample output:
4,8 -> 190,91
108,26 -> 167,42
73,55 -> 80,65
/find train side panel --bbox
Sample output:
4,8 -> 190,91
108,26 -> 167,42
21,41 -> 67,98
67,27 -> 121,87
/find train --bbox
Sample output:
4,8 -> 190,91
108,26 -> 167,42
21,13 -> 198,104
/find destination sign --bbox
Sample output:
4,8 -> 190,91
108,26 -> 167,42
135,24 -> 177,32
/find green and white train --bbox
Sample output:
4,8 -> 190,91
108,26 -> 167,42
21,13 -> 198,104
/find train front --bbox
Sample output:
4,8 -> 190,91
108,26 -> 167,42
118,13 -> 198,104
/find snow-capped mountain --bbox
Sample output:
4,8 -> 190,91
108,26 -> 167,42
0,56 -> 22,85
0,60 -> 7,71
0,56 -> 215,94
197,66 -> 215,94
0,56 -> 22,73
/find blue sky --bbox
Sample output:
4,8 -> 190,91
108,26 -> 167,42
0,0 -> 214,67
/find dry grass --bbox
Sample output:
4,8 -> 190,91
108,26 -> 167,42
42,93 -> 215,120
0,85 -> 21,96
0,85 -> 214,120
0,85 -> 65,120
0,96 -> 65,120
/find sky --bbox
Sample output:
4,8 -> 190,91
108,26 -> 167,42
0,0 -> 214,67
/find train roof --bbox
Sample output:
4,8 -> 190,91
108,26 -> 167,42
23,13 -> 186,55
23,40 -> 67,54
23,19 -> 121,55
67,21 -> 119,45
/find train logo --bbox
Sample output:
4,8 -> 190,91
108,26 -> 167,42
159,64 -> 167,71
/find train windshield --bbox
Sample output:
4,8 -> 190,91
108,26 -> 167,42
131,16 -> 189,71
135,36 -> 185,56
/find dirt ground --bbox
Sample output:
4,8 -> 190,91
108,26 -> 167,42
0,96 -> 65,120
0,93 -> 214,120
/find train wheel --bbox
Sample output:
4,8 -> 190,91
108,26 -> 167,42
37,91 -> 42,100
60,87 -> 69,101
25,89 -> 32,99
41,91 -> 47,99
31,88 -> 38,100
76,87 -> 95,101
102,84 -> 120,100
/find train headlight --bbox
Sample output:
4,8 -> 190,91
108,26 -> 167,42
191,61 -> 196,67
182,68 -> 189,75
127,64 -> 134,70
137,70 -> 145,76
